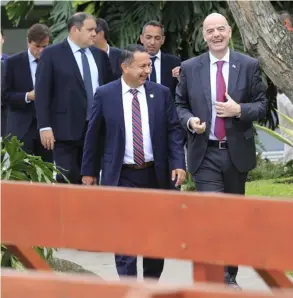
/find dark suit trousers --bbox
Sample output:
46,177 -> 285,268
53,122 -> 89,184
21,119 -> 53,163
1,105 -> 8,137
192,146 -> 248,283
115,166 -> 164,279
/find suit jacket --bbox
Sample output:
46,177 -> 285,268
1,53 -> 9,61
1,59 -> 8,137
81,79 -> 186,188
2,51 -> 36,140
175,50 -> 267,174
35,39 -> 113,141
160,52 -> 181,99
109,46 -> 122,79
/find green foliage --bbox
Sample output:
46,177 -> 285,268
255,110 -> 293,147
246,178 -> 293,197
1,136 -> 67,182
5,0 -> 34,27
49,1 -> 75,44
1,136 -> 68,269
248,158 -> 293,182
181,172 -> 196,191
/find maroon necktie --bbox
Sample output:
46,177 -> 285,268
214,61 -> 226,140
130,89 -> 145,166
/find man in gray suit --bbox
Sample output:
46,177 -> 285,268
175,13 -> 267,287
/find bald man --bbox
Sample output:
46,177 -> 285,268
175,13 -> 267,287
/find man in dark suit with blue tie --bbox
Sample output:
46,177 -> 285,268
2,24 -> 52,162
175,13 -> 268,287
81,44 -> 186,279
35,13 -> 113,184
140,21 -> 181,99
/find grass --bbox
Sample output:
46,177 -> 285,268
246,178 -> 293,277
246,178 -> 293,198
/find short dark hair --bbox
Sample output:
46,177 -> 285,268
142,20 -> 164,35
1,29 -> 3,36
96,18 -> 109,41
27,24 -> 51,43
67,12 -> 96,31
120,44 -> 147,66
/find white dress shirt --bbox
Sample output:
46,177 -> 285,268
106,44 -> 110,56
187,49 -> 229,140
121,78 -> 154,164
40,38 -> 100,132
149,50 -> 161,84
25,49 -> 38,103
67,37 -> 99,94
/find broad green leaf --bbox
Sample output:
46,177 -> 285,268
276,109 -> 293,126
84,2 -> 96,14
72,0 -> 92,10
254,124 -> 293,147
279,125 -> 293,139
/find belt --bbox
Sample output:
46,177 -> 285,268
122,161 -> 154,170
208,140 -> 228,149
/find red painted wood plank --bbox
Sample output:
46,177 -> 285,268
2,181 -> 293,271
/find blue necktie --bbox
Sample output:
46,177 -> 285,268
150,56 -> 157,83
79,48 -> 93,120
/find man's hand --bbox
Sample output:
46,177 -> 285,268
172,66 -> 180,78
27,90 -> 35,101
189,117 -> 206,134
216,93 -> 241,118
172,169 -> 186,187
82,176 -> 97,186
40,129 -> 55,150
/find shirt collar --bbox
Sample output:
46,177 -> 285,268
106,44 -> 110,56
150,49 -> 161,60
27,49 -> 37,63
209,48 -> 230,65
67,37 -> 89,54
121,77 -> 145,96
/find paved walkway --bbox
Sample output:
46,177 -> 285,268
55,249 -> 273,291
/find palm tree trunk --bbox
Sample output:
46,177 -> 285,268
227,0 -> 293,103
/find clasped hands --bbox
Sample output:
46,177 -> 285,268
189,93 -> 241,134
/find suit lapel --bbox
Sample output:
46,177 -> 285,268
144,81 -> 156,140
23,52 -> 34,90
90,47 -> 103,86
62,40 -> 85,93
199,53 -> 212,115
115,79 -> 126,140
228,50 -> 240,96
160,52 -> 168,86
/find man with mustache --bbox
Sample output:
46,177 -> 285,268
81,44 -> 186,279
175,13 -> 268,288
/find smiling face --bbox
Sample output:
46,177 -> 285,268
203,13 -> 231,58
122,51 -> 151,87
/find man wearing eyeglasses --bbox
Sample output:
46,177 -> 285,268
2,24 -> 53,162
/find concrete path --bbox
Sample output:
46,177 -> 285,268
55,249 -> 272,291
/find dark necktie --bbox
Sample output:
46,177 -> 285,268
130,89 -> 145,166
34,59 -> 39,63
150,56 -> 157,83
79,48 -> 93,120
214,61 -> 226,140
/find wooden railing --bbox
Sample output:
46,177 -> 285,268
1,181 -> 293,297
